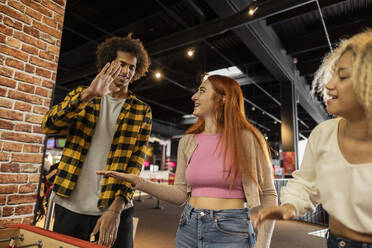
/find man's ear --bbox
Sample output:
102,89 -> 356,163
222,95 -> 226,103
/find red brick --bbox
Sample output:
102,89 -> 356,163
15,71 -> 41,85
0,33 -> 5,43
5,58 -> 24,70
14,123 -> 32,132
0,54 -> 5,64
7,194 -> 37,205
20,164 -> 38,173
1,132 -> 43,144
21,43 -> 38,55
0,174 -> 28,183
30,56 -> 56,70
3,17 -> 22,31
25,64 -> 35,73
42,0 -> 65,15
12,154 -> 43,163
0,217 -> 22,228
8,90 -> 43,105
52,72 -> 56,80
0,5 -> 31,25
21,0 -> 53,17
29,174 -> 40,183
52,0 -> 65,7
0,23 -> 13,36
39,50 -> 54,61
0,119 -> 14,130
0,98 -> 12,108
36,68 -> 51,78
0,44 -> 28,61
25,7 -> 42,21
0,66 -> 14,78
23,25 -> 40,38
33,105 -> 48,115
25,113 -> 43,124
32,125 -> 42,133
14,30 -> 46,50
43,98 -> 51,107
39,32 -> 56,45
0,87 -> 7,96
1,163 -> 20,173
35,87 -> 50,97
42,80 -> 54,89
18,82 -> 35,94
0,152 -> 9,161
0,196 -> 6,205
8,0 -> 26,12
23,144 -> 40,153
3,142 -> 22,152
15,205 -> 33,215
6,37 -> 21,49
0,77 -> 16,89
47,43 -> 59,55
14,102 -> 32,112
33,20 -> 61,39
0,185 -> 18,194
42,15 -> 57,28
0,109 -> 23,121
3,206 -> 15,216
54,13 -> 64,24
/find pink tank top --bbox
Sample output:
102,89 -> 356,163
185,133 -> 245,198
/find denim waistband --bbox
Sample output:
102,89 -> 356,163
183,202 -> 250,221
327,231 -> 372,248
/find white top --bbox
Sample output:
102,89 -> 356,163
281,118 -> 372,233
53,95 -> 132,215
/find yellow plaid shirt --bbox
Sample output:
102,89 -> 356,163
42,86 -> 152,208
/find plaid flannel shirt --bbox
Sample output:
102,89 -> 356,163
42,86 -> 152,208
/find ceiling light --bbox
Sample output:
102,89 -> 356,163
248,5 -> 258,16
251,107 -> 255,111
155,72 -> 162,79
187,49 -> 194,57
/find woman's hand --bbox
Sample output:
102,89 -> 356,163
254,203 -> 296,228
96,171 -> 139,186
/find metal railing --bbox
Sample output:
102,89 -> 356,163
274,179 -> 328,226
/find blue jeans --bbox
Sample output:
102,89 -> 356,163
175,203 -> 255,248
327,231 -> 372,248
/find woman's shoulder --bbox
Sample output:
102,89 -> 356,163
310,118 -> 339,137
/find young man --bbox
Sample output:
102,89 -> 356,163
42,35 -> 151,248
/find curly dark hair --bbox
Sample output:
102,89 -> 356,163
96,34 -> 150,81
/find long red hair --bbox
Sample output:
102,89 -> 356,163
186,75 -> 271,188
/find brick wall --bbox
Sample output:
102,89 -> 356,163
0,0 -> 66,227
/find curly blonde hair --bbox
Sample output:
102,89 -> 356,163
312,29 -> 372,133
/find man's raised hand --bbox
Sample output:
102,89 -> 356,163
81,62 -> 121,102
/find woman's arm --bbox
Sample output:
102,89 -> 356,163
97,136 -> 190,206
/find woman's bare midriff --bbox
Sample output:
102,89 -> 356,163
329,215 -> 372,243
189,197 -> 245,210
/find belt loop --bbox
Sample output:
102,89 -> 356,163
186,203 -> 192,221
210,209 -> 214,221
325,229 -> 330,240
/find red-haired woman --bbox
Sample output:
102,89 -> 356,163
97,75 -> 277,248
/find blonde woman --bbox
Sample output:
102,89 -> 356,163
256,30 -> 372,248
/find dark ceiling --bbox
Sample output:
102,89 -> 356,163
53,0 -> 372,147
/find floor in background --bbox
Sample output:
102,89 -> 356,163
134,197 -> 327,248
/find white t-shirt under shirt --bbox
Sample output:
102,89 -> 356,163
52,94 -> 130,215
281,118 -> 372,233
